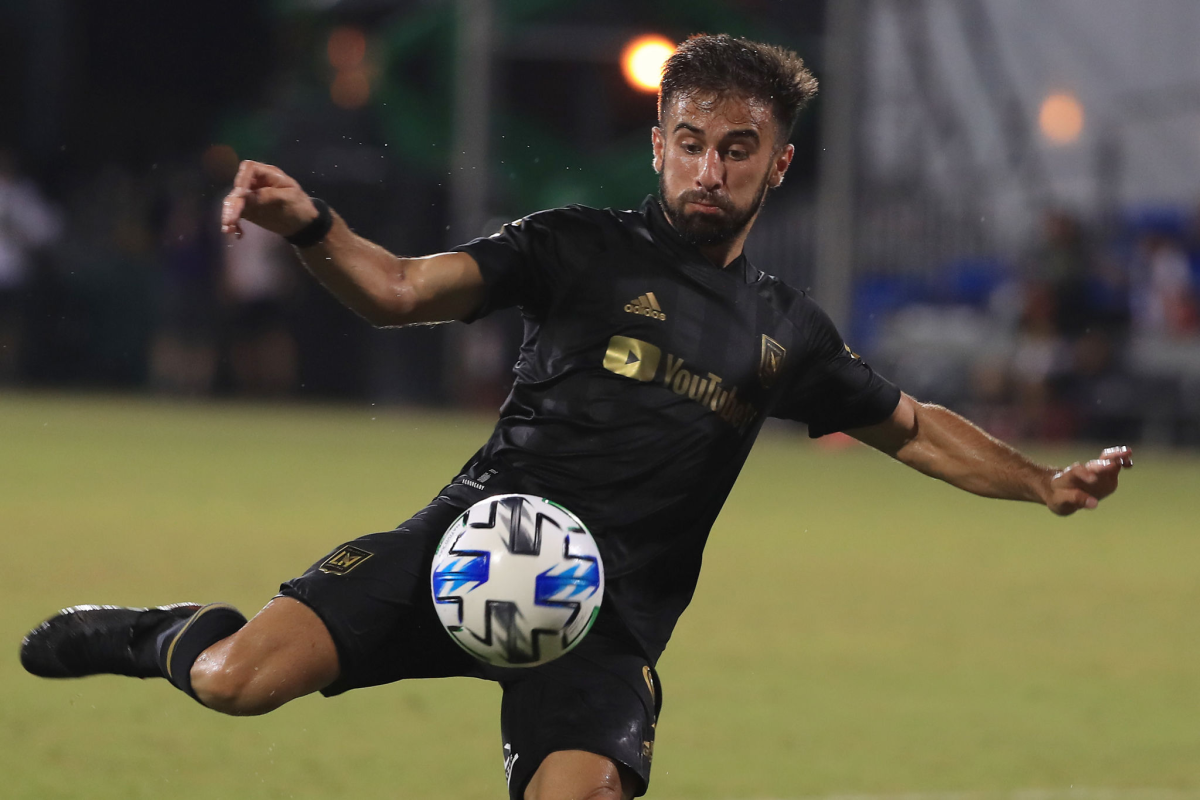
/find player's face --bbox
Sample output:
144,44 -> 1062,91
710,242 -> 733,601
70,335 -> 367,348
653,92 -> 794,248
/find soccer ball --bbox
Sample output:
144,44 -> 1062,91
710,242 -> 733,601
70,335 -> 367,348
430,494 -> 604,668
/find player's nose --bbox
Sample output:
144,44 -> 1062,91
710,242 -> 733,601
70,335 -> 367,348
696,147 -> 724,191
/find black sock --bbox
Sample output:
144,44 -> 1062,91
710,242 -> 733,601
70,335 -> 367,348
155,603 -> 247,701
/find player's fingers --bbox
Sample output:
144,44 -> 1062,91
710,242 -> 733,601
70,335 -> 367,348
1101,445 -> 1134,468
232,159 -> 259,190
1078,463 -> 1124,500
1057,463 -> 1103,494
238,160 -> 299,194
220,190 -> 247,234
1074,461 -> 1118,488
237,187 -> 290,221
1089,469 -> 1120,500
1085,460 -> 1128,494
252,186 -> 294,207
1052,488 -> 1098,516
233,161 -> 282,194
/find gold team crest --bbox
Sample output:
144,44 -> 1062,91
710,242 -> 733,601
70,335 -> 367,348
319,545 -> 374,575
759,335 -> 786,388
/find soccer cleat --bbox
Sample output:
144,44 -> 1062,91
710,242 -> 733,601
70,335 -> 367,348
20,603 -> 202,679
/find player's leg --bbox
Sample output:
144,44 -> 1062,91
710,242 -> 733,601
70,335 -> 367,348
523,750 -> 638,800
20,595 -> 339,715
498,626 -> 661,800
21,491 -> 481,712
187,596 -> 338,715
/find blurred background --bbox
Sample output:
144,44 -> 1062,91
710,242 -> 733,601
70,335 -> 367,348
2,0 -> 1200,445
5,4 -> 1200,798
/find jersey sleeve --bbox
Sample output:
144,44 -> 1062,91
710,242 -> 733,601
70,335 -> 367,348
772,302 -> 901,438
452,208 -> 580,322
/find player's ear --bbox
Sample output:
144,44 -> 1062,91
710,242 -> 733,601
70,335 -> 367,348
651,125 -> 664,174
769,142 -> 794,188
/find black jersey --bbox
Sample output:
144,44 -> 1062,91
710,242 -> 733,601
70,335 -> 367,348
451,197 -> 900,663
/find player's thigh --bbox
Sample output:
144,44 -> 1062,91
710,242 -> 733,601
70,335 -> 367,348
498,632 -> 661,800
524,750 -> 637,800
278,495 -> 486,695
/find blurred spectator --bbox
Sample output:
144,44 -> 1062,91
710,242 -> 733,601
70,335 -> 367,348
150,170 -> 221,395
1131,230 -> 1198,338
221,220 -> 298,396
1007,212 -> 1090,438
70,168 -> 158,386
998,209 -> 1137,439
0,148 -> 61,382
1018,210 -> 1130,338
1187,200 -> 1200,281
1021,211 -> 1091,336
1010,281 -> 1074,439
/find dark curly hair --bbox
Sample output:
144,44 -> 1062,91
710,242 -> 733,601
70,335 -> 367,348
658,34 -> 818,144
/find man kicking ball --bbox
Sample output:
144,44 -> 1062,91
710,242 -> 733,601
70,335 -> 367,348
21,34 -> 1132,800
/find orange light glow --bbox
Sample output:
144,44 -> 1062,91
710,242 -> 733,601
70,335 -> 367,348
621,35 -> 675,93
327,26 -> 367,71
331,67 -> 371,109
1039,92 -> 1084,144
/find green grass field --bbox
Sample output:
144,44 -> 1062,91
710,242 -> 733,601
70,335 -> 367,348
2,392 -> 1199,800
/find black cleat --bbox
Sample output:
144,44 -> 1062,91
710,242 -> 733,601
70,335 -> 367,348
20,603 -> 202,679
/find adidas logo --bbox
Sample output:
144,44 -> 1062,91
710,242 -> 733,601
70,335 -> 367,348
624,292 -> 666,321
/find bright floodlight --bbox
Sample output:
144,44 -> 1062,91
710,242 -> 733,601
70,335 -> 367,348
621,35 -> 676,93
1039,92 -> 1084,144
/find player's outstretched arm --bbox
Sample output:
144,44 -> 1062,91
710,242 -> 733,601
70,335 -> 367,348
848,393 -> 1133,516
220,160 -> 485,327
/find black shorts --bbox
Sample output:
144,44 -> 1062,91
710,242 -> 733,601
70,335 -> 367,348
279,485 -> 662,798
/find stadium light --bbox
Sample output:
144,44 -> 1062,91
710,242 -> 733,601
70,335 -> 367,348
1039,92 -> 1084,144
331,68 -> 371,109
621,35 -> 675,93
327,26 -> 371,110
327,26 -> 367,70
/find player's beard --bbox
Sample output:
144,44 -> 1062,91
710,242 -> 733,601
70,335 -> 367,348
658,168 -> 773,248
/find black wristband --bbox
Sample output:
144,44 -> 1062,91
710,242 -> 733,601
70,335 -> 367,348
285,197 -> 333,248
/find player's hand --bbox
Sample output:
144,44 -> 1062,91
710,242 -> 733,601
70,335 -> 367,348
220,160 -> 319,239
1045,445 -> 1133,516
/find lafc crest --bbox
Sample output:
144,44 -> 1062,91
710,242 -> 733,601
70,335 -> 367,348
759,335 -> 786,388
319,545 -> 374,575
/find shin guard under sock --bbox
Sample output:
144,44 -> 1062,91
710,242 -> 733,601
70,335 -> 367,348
155,603 -> 247,701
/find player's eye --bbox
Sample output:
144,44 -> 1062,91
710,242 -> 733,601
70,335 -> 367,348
680,141 -> 703,155
727,148 -> 749,161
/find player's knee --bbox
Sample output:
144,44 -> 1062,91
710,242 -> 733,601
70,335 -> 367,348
577,786 -> 625,800
190,651 -> 277,716
523,751 -> 634,800
525,780 -> 625,800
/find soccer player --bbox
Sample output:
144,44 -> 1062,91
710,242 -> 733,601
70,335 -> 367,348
21,34 -> 1132,800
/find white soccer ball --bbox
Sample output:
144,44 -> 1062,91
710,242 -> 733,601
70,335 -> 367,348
431,494 -> 604,668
